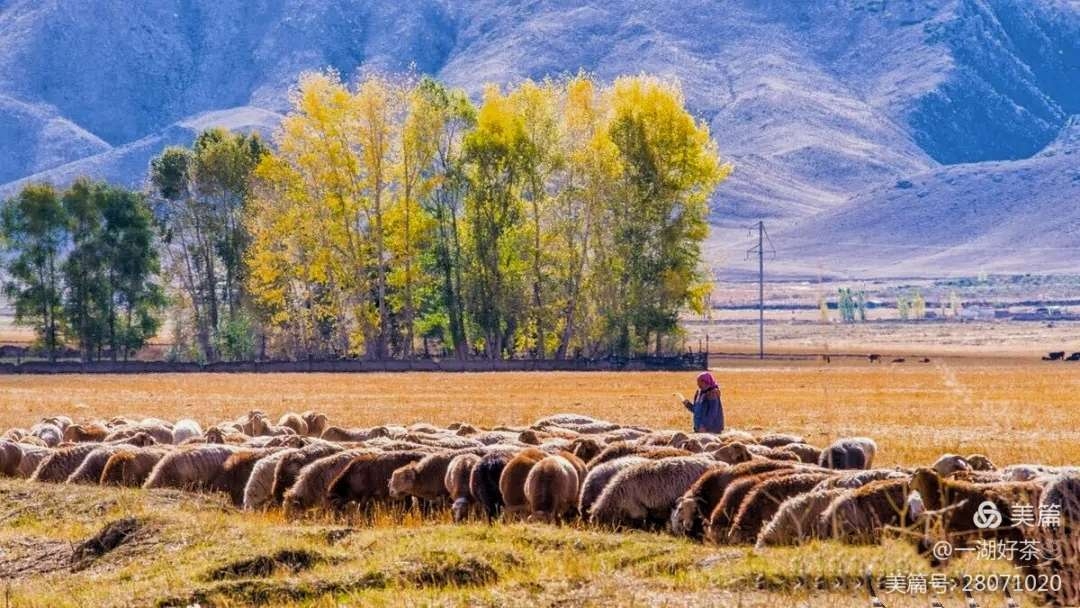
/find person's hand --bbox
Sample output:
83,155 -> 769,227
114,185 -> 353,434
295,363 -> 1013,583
682,399 -> 692,408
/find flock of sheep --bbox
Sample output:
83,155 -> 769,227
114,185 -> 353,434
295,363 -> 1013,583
1,411 -> 1077,569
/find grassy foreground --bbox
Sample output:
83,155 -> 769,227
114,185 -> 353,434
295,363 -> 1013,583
0,480 -> 1022,608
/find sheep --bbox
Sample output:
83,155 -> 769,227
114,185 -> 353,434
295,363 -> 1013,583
704,469 -> 812,544
578,456 -> 650,517
819,437 -> 877,470
15,444 -> 51,478
779,443 -> 822,464
965,453 -> 996,471
278,413 -> 309,436
100,447 -> 170,487
214,449 -> 282,506
104,424 -> 174,445
62,422 -> 109,443
568,437 -> 605,463
590,457 -> 717,529
242,448 -> 300,510
727,472 -> 833,544
445,453 -> 482,522
932,453 -> 971,476
1,428 -> 26,442
66,445 -> 126,484
301,411 -> 329,437
499,448 -> 548,521
671,459 -> 799,539
389,450 -> 481,508
718,429 -> 756,444
271,442 -> 346,505
532,414 -> 600,428
472,431 -> 522,446
29,423 -> 63,447
0,440 -> 23,476
586,442 -> 691,469
31,444 -> 101,482
711,442 -> 754,465
470,451 -> 514,521
525,455 -> 580,524
818,478 -> 912,544
143,444 -> 240,491
757,433 -> 805,448
40,416 -> 73,432
814,468 -> 909,490
321,426 -> 378,442
171,419 -> 203,445
1040,473 -> 1080,529
756,488 -> 848,547
746,444 -> 801,462
283,449 -> 372,518
327,451 -> 427,513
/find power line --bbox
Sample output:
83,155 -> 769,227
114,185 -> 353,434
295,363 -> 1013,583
745,221 -> 775,359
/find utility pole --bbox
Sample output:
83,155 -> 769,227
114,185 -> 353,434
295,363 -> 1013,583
746,221 -> 774,360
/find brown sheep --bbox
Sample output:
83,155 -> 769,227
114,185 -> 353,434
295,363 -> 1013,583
757,433 -> 805,448
931,453 -> 971,476
272,442 -> 346,505
143,444 -> 239,491
283,449 -> 372,518
320,426 -> 376,442
814,468 -> 909,490
746,444 -> 801,462
0,440 -> 23,476
445,453 -> 482,522
703,469 -> 812,544
590,457 -> 717,529
779,443 -> 822,464
908,467 -> 1042,563
100,447 -> 170,487
301,411 -> 329,437
40,416 -> 73,432
390,450 -> 483,507
568,437 -> 605,463
525,455 -> 580,524
66,445 -> 126,484
756,488 -> 848,547
278,413 -> 309,436
31,444 -> 101,483
453,423 -> 480,436
242,448 -> 300,510
965,453 -> 997,471
62,422 -> 109,443
727,472 -> 833,543
711,442 -> 754,465
671,460 -> 799,539
327,451 -> 427,513
578,456 -> 650,517
1,428 -> 27,442
818,478 -> 913,544
104,424 -> 174,445
470,451 -> 514,521
499,448 -> 548,521
215,449 -> 282,506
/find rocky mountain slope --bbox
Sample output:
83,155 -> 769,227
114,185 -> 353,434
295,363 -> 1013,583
0,0 -> 1077,276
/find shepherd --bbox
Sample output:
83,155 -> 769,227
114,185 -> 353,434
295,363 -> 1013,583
679,371 -> 724,434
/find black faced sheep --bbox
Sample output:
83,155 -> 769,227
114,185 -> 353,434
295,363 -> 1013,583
590,457 -> 717,530
727,472 -> 833,544
445,453 -> 481,522
670,459 -> 799,539
525,455 -> 580,524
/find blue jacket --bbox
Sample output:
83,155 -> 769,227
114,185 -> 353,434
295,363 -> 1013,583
685,387 -> 724,434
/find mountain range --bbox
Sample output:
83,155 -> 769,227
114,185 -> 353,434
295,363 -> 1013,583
1,0 -> 1077,277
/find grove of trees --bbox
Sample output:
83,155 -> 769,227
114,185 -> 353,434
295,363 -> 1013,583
1,72 -> 729,362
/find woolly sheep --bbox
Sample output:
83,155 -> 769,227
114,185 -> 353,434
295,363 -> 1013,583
525,455 -> 580,524
671,459 -> 798,539
499,448 -> 548,521
819,437 -> 877,470
171,419 -> 204,445
283,448 -> 372,518
327,451 -> 427,512
590,457 -> 717,529
756,488 -> 848,547
445,453 -> 481,522
579,456 -> 650,517
727,472 -> 833,544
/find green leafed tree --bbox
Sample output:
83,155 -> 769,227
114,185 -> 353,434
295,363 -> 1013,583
1,184 -> 68,360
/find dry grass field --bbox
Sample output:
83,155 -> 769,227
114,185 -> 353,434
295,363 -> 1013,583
1,359 -> 1077,607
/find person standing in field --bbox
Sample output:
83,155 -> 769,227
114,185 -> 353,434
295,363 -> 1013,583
682,371 -> 724,434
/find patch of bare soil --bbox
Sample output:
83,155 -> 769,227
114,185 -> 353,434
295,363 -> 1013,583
0,517 -> 153,578
155,572 -> 388,607
204,548 -> 327,581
